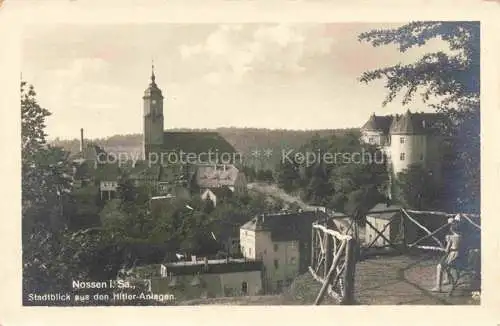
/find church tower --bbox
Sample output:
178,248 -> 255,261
143,63 -> 164,160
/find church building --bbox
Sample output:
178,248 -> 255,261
142,65 -> 237,163
135,65 -> 245,197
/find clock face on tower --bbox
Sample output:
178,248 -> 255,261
152,99 -> 157,104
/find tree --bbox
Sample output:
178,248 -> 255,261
66,184 -> 101,230
359,21 -> 480,213
21,81 -> 75,300
274,160 -> 300,193
22,97 -> 74,232
393,164 -> 440,210
117,173 -> 138,203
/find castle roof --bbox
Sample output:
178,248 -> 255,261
361,113 -> 393,134
389,111 -> 445,135
361,111 -> 446,136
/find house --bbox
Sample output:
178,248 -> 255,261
364,203 -> 403,248
239,210 -> 327,293
70,131 -> 121,200
212,222 -> 242,257
93,163 -> 121,201
151,257 -> 263,298
194,164 -> 247,194
200,186 -> 233,208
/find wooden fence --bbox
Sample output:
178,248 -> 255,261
403,209 -> 481,252
352,209 -> 481,253
309,222 -> 356,305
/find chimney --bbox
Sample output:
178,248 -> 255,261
80,128 -> 84,153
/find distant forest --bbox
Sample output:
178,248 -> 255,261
51,127 -> 359,170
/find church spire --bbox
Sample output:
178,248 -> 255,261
151,60 -> 156,84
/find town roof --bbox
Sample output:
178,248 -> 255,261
195,164 -> 240,188
128,161 -> 162,180
163,258 -> 262,275
241,211 -> 326,242
203,186 -> 233,198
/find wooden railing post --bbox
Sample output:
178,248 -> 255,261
342,238 -> 356,305
311,224 -> 316,271
314,240 -> 346,305
324,232 -> 331,279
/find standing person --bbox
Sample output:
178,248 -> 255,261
431,215 -> 463,292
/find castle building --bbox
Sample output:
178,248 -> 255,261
360,110 -> 447,181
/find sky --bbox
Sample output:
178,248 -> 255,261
21,23 -> 450,140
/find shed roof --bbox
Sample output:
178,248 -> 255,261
367,203 -> 403,220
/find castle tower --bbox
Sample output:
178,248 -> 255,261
143,63 -> 164,160
389,110 -> 428,176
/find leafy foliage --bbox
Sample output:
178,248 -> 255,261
393,164 -> 440,210
274,131 -> 388,213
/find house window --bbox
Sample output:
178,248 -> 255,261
290,257 -> 296,264
368,137 -> 374,144
400,153 -> 405,161
400,137 -> 405,144
248,248 -> 252,256
274,259 -> 279,269
274,244 -> 279,252
241,281 -> 248,295
420,153 -> 424,161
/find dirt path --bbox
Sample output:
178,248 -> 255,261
354,253 -> 478,305
247,182 -> 354,233
247,182 -> 318,211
